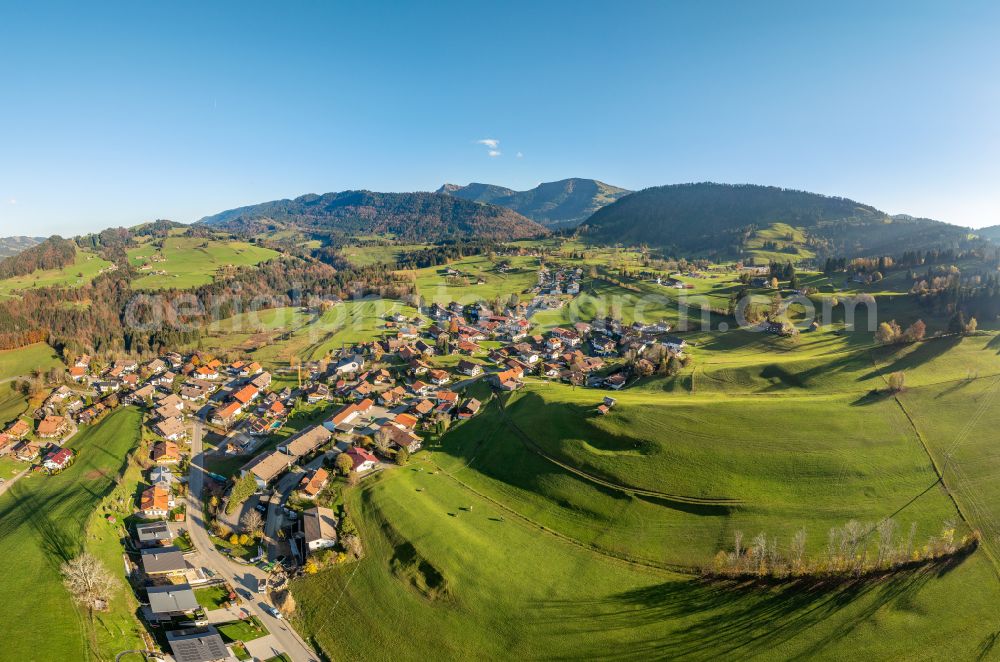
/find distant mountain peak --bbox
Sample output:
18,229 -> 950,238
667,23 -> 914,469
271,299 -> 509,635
438,178 -> 630,227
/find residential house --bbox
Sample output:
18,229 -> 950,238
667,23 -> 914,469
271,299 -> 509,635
146,584 -> 199,618
15,441 -> 41,462
411,399 -> 435,417
231,384 -> 259,406
135,521 -> 172,547
210,401 -> 242,427
491,368 -> 524,391
141,546 -> 187,576
323,399 -> 373,433
165,627 -> 230,662
5,419 -> 30,440
140,485 -> 174,519
279,425 -> 333,461
250,371 -> 272,390
154,417 -> 186,442
434,390 -> 459,412
194,366 -> 219,380
306,383 -> 329,404
385,425 -> 422,452
157,394 -> 185,412
302,506 -> 338,553
37,415 -> 69,439
240,450 -> 293,488
428,369 -> 451,386
393,412 -> 418,429
299,468 -> 329,499
458,398 -> 481,419
43,447 -> 74,471
345,446 -> 378,473
457,360 -> 482,377
152,441 -> 181,464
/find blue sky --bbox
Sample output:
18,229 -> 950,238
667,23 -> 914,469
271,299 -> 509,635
1,0 -> 998,235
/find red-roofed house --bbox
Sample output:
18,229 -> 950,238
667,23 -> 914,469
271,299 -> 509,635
232,384 -> 259,405
345,447 -> 378,473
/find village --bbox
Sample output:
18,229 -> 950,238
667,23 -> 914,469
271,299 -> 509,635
0,261 -> 694,661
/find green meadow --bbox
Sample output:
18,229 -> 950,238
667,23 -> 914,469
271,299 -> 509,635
0,342 -> 63,426
0,249 -> 113,297
402,254 -> 540,306
0,407 -> 144,661
128,236 -> 279,290
290,329 -> 1000,660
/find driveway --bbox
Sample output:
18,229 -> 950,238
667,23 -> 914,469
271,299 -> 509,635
187,418 -> 319,662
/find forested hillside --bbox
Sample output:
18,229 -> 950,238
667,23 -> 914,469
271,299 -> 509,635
198,190 -> 547,241
0,236 -> 44,259
581,182 -> 979,259
0,236 -> 77,278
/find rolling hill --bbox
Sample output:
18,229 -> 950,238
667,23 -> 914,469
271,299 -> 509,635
580,182 -> 979,260
976,225 -> 1000,242
0,236 -> 44,259
198,190 -> 547,242
438,178 -> 630,227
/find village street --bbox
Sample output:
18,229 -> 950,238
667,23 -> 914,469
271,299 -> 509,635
186,418 -> 319,662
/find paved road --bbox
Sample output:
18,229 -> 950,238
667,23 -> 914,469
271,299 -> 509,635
187,418 -> 319,662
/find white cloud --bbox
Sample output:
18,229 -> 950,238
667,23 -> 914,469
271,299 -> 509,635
516,151 -> 524,159
7,198 -> 16,205
477,138 -> 500,149
488,150 -> 501,158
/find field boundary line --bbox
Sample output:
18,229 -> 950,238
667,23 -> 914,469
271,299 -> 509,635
422,457 -> 693,577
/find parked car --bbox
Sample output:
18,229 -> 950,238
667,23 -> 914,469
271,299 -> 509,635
255,502 -> 268,513
266,605 -> 282,619
257,578 -> 267,593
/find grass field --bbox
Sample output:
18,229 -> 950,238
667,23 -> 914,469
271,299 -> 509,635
0,407 -> 144,661
292,458 -> 1000,660
0,249 -> 113,297
339,243 -> 427,267
0,342 -> 63,426
400,254 -> 539,306
290,325 -> 1000,659
128,236 -> 279,290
